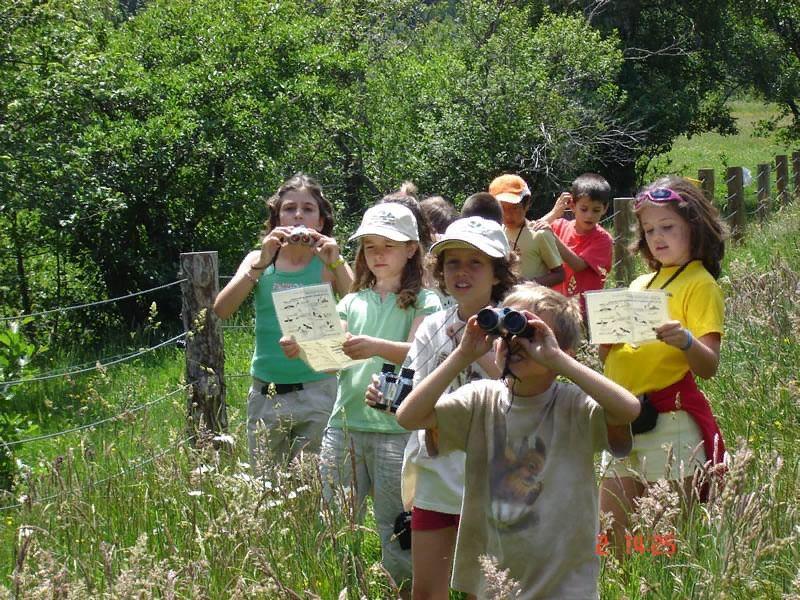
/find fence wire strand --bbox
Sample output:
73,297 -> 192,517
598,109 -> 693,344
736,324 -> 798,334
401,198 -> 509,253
1,383 -> 193,447
0,434 -> 196,512
2,332 -> 186,387
1,279 -> 187,322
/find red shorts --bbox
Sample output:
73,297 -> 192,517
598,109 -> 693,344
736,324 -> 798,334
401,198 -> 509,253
411,507 -> 460,531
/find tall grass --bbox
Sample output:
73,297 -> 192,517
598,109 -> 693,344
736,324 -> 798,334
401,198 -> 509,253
2,186 -> 799,595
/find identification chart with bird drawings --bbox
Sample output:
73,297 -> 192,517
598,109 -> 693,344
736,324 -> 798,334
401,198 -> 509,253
273,283 -> 363,371
584,289 -> 670,345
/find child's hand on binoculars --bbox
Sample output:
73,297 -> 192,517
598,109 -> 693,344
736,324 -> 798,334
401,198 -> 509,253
279,335 -> 301,359
314,234 -> 340,264
259,227 -> 290,263
364,374 -> 383,407
512,312 -> 562,367
456,315 -> 496,361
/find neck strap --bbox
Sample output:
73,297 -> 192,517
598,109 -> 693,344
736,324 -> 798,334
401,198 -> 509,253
645,262 -> 690,291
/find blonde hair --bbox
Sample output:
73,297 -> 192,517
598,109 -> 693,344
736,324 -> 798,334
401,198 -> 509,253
501,283 -> 582,351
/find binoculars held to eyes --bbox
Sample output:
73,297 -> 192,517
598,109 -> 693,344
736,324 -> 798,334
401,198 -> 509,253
476,307 -> 534,338
287,226 -> 316,246
371,363 -> 415,414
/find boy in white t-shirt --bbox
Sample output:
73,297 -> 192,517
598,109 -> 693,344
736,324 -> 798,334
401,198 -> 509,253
396,284 -> 639,599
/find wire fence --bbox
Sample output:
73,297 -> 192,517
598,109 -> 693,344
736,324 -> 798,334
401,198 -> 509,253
1,279 -> 187,322
1,382 -> 192,448
0,433 -> 196,513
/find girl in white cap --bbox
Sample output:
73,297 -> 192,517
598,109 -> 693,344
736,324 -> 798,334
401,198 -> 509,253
319,200 -> 442,595
368,216 -> 518,600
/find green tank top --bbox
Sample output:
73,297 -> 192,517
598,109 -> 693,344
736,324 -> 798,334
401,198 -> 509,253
250,256 -> 330,384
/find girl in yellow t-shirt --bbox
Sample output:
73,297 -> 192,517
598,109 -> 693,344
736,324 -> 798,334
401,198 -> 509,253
598,176 -> 728,554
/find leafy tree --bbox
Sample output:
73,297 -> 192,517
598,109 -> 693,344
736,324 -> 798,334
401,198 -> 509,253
725,0 -> 800,141
532,1 -> 738,193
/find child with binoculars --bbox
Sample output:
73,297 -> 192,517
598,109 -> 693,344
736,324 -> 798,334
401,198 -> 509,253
396,283 -> 639,599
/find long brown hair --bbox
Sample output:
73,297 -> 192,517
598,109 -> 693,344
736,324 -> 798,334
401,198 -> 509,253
631,176 -> 728,279
261,173 -> 334,239
351,240 -> 424,309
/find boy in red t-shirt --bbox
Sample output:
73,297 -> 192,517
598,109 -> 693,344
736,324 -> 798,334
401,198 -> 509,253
536,173 -> 613,306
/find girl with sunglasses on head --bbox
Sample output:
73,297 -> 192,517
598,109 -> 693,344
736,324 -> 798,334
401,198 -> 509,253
598,176 -> 728,556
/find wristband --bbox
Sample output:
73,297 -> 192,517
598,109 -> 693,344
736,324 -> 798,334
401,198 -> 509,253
327,257 -> 346,271
679,329 -> 693,351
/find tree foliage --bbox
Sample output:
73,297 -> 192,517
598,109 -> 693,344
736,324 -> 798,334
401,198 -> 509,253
1,0 -> 781,337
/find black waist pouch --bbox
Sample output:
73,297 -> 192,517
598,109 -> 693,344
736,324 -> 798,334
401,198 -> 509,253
393,511 -> 412,550
630,394 -> 659,435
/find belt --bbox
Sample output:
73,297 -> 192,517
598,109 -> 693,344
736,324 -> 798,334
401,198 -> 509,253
261,382 -> 304,395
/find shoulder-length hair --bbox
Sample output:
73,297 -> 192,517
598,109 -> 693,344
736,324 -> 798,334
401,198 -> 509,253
351,240 -> 424,310
261,172 -> 334,239
631,176 -> 728,279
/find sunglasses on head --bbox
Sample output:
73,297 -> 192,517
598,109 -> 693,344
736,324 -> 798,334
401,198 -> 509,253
634,188 -> 683,210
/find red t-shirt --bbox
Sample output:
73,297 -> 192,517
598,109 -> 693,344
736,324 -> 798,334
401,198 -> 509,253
550,219 -> 613,298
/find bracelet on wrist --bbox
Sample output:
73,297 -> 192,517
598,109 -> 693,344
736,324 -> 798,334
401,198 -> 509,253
679,329 -> 693,351
327,257 -> 346,271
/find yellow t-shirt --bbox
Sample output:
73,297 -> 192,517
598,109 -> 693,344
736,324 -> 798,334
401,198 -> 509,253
604,260 -> 724,396
503,222 -> 562,281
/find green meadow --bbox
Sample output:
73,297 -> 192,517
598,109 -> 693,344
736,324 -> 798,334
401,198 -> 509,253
1,100 -> 798,598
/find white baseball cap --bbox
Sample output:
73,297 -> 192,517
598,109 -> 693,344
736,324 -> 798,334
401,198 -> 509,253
429,216 -> 511,259
348,203 -> 419,242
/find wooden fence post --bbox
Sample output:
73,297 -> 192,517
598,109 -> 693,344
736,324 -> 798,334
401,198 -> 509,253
612,197 -> 635,286
776,155 -> 789,206
793,151 -> 800,201
180,251 -> 227,441
725,166 -> 745,240
698,168 -> 715,204
757,163 -> 771,221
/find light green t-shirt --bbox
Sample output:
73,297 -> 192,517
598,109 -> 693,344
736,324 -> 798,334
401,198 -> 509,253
503,222 -> 562,281
329,288 -> 441,433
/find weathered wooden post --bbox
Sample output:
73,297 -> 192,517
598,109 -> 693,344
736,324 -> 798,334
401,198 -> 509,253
757,163 -> 771,221
612,197 -> 635,286
180,251 -> 227,441
776,155 -> 789,206
698,168 -> 715,204
793,151 -> 800,201
725,166 -> 745,240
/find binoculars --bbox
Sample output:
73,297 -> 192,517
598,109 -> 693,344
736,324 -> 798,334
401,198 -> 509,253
476,307 -> 533,338
371,363 -> 415,414
287,226 -> 316,246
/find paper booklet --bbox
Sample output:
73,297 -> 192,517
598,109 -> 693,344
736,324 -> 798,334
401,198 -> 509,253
272,283 -> 363,372
584,288 -> 670,345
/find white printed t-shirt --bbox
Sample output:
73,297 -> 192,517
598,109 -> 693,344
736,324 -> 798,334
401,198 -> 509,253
401,307 -> 491,513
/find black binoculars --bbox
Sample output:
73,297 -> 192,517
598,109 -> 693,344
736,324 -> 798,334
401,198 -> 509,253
476,307 -> 533,338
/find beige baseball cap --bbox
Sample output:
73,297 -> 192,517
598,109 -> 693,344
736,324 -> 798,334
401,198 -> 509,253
429,216 -> 511,259
348,203 -> 419,242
